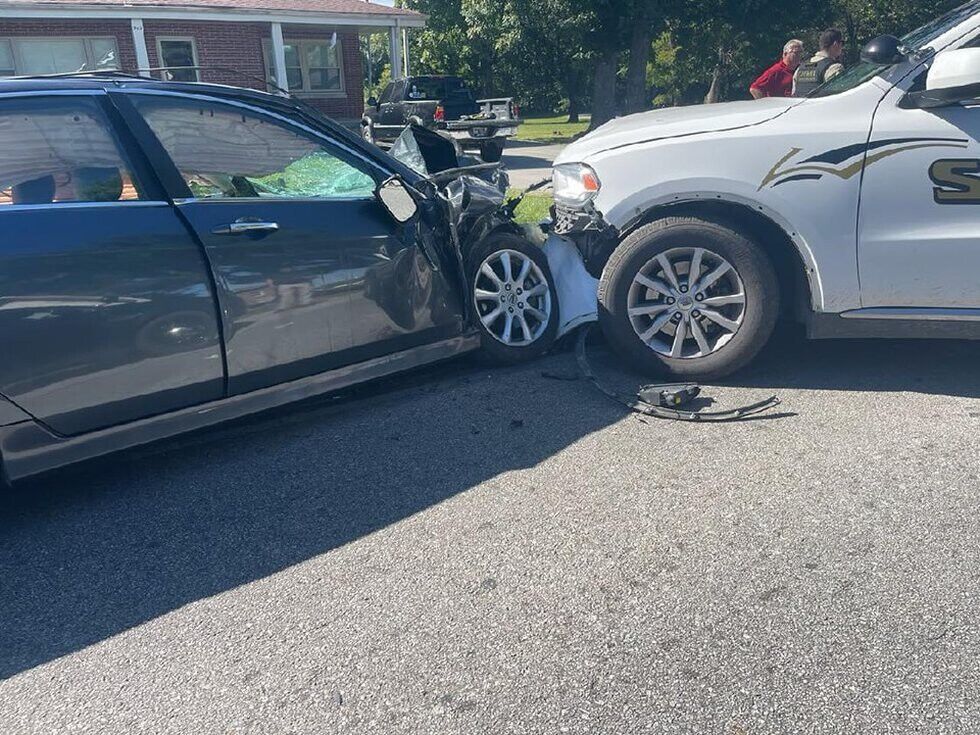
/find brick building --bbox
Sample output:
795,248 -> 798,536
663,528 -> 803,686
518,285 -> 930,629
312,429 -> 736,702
0,0 -> 424,121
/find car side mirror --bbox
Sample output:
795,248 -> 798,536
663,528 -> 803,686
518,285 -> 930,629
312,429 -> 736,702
376,176 -> 419,224
905,48 -> 980,109
861,35 -> 906,65
367,96 -> 379,108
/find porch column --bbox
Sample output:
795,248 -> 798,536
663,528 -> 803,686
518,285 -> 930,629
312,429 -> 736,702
389,22 -> 403,80
270,22 -> 289,95
130,18 -> 151,77
402,28 -> 410,77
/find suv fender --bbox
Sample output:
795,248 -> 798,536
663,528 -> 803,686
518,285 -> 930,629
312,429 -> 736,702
605,189 -> 825,314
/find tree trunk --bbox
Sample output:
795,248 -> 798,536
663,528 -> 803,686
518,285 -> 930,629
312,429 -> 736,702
703,47 -> 727,104
842,11 -> 858,65
564,69 -> 581,123
624,18 -> 653,113
590,49 -> 619,130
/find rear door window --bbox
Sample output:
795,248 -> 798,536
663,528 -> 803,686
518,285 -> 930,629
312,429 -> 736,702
131,95 -> 377,200
0,96 -> 143,206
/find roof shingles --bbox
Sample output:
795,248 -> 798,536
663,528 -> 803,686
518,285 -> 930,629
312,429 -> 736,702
3,0 -> 423,19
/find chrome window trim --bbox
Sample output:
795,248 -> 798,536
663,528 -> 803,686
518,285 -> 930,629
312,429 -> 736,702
841,307 -> 980,322
0,89 -> 107,99
172,195 -> 375,205
0,200 -> 166,212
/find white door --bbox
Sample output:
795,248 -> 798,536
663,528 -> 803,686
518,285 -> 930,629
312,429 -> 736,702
858,83 -> 980,310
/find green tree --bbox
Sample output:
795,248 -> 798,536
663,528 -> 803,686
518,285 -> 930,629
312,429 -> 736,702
398,0 -> 965,121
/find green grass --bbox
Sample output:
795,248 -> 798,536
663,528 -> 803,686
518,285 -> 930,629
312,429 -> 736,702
507,188 -> 554,224
515,114 -> 591,144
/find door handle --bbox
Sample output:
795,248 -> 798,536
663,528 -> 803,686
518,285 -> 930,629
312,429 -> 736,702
212,219 -> 280,236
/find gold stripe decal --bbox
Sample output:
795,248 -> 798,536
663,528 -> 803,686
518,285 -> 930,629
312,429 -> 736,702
759,140 -> 970,190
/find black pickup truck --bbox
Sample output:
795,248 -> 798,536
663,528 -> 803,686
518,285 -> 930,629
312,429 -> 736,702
362,75 -> 520,162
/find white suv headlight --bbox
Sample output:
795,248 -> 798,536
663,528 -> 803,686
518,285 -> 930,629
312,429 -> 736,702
552,163 -> 601,208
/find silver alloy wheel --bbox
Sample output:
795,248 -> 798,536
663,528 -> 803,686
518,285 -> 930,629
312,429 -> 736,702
362,124 -> 374,143
627,246 -> 746,359
474,249 -> 553,347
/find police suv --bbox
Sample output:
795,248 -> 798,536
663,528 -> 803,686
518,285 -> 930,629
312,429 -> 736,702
553,2 -> 980,379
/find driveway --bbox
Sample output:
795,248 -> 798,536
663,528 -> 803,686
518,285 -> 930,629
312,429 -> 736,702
2,331 -> 980,733
502,140 -> 566,190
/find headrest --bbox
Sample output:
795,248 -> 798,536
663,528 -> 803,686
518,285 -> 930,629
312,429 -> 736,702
11,175 -> 56,205
74,167 -> 124,202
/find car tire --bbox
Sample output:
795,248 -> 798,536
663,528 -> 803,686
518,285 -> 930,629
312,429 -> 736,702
598,216 -> 779,380
480,141 -> 505,163
468,232 -> 559,364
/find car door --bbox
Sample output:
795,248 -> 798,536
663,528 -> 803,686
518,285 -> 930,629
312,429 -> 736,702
0,92 -> 224,436
858,64 -> 980,310
379,80 -> 407,133
117,91 -> 464,396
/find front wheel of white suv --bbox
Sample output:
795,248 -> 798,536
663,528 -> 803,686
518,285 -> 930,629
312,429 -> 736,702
598,216 -> 779,380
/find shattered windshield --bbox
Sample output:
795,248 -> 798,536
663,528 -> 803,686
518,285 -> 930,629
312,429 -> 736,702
810,1 -> 980,98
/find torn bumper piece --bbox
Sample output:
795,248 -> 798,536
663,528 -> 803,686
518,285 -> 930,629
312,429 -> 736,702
552,202 -> 611,237
542,234 -> 598,339
551,202 -> 619,279
575,327 -> 782,422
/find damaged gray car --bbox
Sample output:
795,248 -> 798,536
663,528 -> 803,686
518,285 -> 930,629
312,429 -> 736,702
0,74 -> 597,483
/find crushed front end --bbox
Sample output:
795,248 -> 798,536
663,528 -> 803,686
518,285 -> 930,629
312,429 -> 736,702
550,163 -> 619,278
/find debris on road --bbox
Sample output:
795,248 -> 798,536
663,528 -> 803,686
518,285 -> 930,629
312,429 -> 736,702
575,327 -> 781,422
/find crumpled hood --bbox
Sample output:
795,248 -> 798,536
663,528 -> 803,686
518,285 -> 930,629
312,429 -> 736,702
556,97 -> 800,163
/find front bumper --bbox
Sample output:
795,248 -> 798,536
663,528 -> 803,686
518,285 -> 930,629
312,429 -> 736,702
550,202 -> 619,278
444,122 -> 518,141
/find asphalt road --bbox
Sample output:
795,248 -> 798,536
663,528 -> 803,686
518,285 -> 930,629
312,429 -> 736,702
503,140 -> 566,190
2,329 -> 980,734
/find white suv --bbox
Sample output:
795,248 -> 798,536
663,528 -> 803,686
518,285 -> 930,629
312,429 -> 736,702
554,2 -> 980,379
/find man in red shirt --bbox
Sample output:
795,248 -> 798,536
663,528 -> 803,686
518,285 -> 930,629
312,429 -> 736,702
750,39 -> 804,98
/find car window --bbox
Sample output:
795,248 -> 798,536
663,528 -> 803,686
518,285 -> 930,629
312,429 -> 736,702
132,96 -> 377,200
810,6 -> 980,99
378,83 -> 394,104
902,0 -> 980,51
406,77 -> 472,101
0,96 -> 143,206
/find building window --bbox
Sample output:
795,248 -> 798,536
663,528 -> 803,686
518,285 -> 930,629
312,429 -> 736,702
156,37 -> 199,82
262,38 -> 344,95
0,37 -> 119,77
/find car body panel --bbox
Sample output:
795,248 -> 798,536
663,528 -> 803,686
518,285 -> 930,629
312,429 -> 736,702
0,199 -> 225,437
0,334 -> 479,482
858,86 -> 980,307
556,6 -> 980,319
0,76 -> 558,481
114,89 -> 469,397
554,97 -> 800,163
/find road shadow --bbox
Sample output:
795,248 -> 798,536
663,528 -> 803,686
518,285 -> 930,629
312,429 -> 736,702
737,325 -> 980,398
504,139 -> 561,150
501,153 -> 554,172
0,353 -> 626,680
1,327 -> 977,678
576,325 -> 980,401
